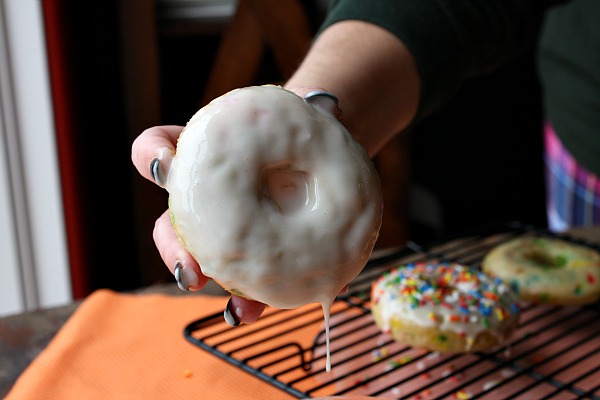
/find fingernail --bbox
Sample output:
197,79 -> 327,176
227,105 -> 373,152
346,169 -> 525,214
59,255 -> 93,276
150,147 -> 174,188
303,90 -> 338,104
174,261 -> 199,291
303,90 -> 340,118
150,157 -> 163,186
223,297 -> 242,327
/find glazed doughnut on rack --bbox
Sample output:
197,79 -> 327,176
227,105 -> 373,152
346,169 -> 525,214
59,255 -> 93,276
483,236 -> 600,305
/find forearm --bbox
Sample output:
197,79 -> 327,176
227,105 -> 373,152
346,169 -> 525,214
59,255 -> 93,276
287,0 -> 567,157
285,20 -> 420,157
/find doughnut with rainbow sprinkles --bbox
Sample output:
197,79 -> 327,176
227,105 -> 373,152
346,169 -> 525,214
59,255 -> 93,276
371,262 -> 520,353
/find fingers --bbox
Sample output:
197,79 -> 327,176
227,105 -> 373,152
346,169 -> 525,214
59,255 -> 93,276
339,284 -> 349,295
222,283 -> 347,327
153,210 -> 209,291
134,125 -> 268,325
224,296 -> 268,326
131,125 -> 184,187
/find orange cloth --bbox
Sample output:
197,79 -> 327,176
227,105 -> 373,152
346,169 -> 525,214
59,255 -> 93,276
6,289 -> 296,400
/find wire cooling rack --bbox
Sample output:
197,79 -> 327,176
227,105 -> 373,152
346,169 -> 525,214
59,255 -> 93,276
184,222 -> 600,399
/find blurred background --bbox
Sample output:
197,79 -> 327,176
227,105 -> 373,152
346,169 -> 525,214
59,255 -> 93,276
0,0 -> 546,316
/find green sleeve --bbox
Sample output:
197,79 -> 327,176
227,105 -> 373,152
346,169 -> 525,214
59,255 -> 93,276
319,0 -> 568,121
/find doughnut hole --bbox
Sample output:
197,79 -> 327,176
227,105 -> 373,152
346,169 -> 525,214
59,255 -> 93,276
523,248 -> 567,268
260,165 -> 317,215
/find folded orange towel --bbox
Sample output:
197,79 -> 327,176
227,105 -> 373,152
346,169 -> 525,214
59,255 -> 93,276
6,289 -> 295,400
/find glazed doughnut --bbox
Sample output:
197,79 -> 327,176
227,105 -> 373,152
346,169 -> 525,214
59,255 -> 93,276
371,262 -> 520,353
482,237 -> 600,305
166,85 -> 383,310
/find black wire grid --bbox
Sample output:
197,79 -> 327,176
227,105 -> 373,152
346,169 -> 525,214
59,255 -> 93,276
184,222 -> 600,399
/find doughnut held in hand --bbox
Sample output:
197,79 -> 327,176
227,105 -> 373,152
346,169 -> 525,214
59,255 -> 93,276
166,85 -> 383,309
371,262 -> 520,353
482,237 -> 600,305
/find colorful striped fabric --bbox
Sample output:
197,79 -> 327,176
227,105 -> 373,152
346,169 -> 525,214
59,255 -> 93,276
545,122 -> 600,232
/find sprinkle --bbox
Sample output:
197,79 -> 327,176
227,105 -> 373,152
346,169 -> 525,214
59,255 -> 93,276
372,350 -> 383,362
479,304 -> 492,317
426,351 -> 440,360
441,364 -> 455,377
449,314 -> 462,322
388,355 -> 413,368
496,308 -> 504,321
428,312 -> 438,321
422,388 -> 432,396
587,273 -> 596,284
372,347 -> 389,362
183,369 -> 193,378
455,390 -> 472,399
511,303 -> 520,314
483,379 -> 500,391
484,292 -> 499,301
401,355 -> 414,363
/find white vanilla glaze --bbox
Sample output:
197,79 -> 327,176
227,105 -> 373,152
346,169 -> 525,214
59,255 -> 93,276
166,85 -> 382,314
372,262 -> 520,348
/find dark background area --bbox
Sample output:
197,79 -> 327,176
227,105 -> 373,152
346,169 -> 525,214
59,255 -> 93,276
44,0 -> 547,298
409,49 -> 547,241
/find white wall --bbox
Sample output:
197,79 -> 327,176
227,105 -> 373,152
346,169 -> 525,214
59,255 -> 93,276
0,0 -> 71,316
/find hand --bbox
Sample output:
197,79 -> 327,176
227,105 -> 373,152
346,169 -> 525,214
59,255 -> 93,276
131,125 -> 267,326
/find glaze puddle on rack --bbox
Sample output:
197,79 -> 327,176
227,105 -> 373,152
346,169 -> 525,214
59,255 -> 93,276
184,222 -> 600,399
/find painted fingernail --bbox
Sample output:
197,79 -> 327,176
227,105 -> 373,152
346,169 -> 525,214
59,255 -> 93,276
303,90 -> 340,117
174,261 -> 199,291
150,147 -> 174,188
150,157 -> 163,186
223,297 -> 242,327
303,90 -> 338,104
